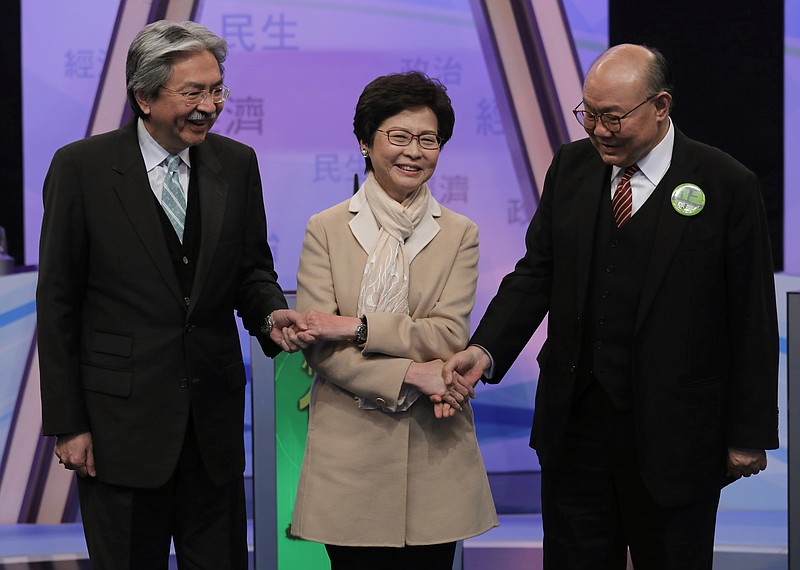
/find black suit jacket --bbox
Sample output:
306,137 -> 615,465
472,127 -> 779,507
37,120 -> 287,488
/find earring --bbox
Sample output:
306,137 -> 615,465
361,148 -> 369,158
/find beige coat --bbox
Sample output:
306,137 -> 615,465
290,187 -> 498,547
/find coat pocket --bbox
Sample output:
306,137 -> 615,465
81,364 -> 132,397
225,361 -> 247,391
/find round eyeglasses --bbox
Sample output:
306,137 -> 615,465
376,129 -> 442,150
572,93 -> 659,133
160,84 -> 231,106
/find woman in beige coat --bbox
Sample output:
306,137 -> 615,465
288,71 -> 497,569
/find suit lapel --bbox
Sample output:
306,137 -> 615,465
111,122 -> 184,306
635,130 -> 696,331
188,142 -> 227,317
348,189 -> 379,254
575,158 -> 608,313
405,194 -> 441,262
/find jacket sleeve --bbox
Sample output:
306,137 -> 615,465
362,221 -> 478,363
37,145 -> 91,436
470,148 -> 562,383
233,147 -> 288,358
723,169 -> 779,450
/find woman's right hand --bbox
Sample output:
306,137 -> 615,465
404,359 -> 446,396
405,360 -> 465,414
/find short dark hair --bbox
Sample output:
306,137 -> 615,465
353,71 -> 455,172
642,46 -> 675,100
126,20 -> 227,119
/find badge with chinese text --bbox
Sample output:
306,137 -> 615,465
671,183 -> 705,216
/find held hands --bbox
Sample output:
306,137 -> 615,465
431,346 -> 490,418
442,346 -> 490,393
275,311 -> 484,419
727,447 -> 768,478
404,360 -> 466,419
301,311 -> 362,343
271,310 -> 364,353
269,309 -> 315,353
55,431 -> 96,478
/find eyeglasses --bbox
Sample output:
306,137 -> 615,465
572,93 -> 659,133
376,129 -> 442,150
160,84 -> 231,106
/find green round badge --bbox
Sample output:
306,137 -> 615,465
671,183 -> 705,216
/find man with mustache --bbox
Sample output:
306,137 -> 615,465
37,20 -> 307,569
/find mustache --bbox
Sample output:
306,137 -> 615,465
187,110 -> 217,121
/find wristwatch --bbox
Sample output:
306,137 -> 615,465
355,315 -> 368,345
260,311 -> 274,334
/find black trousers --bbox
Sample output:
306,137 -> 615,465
325,542 -> 457,570
540,381 -> 720,570
77,420 -> 247,570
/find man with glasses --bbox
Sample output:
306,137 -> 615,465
37,20 -> 308,568
443,44 -> 778,568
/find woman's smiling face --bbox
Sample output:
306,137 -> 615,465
365,106 -> 440,203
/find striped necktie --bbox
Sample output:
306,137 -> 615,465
162,154 -> 187,243
612,165 -> 639,228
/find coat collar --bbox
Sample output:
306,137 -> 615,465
185,139 -> 227,317
109,120 -> 226,314
575,157 -> 608,312
573,127 -> 700,332
347,181 -> 442,263
111,121 -> 184,306
634,127 -> 699,331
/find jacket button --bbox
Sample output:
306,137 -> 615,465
182,256 -> 189,265
375,397 -> 387,407
570,365 -> 577,374
179,378 -> 188,388
185,324 -> 195,333
184,297 -> 191,306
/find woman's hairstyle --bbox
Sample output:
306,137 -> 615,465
353,71 -> 455,172
126,20 -> 228,118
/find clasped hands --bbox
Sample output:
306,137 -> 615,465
430,346 -> 490,419
270,311 -> 487,419
267,309 -> 356,352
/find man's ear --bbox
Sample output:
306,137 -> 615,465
654,91 -> 673,117
134,90 -> 152,116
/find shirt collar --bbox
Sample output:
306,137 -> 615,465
136,118 -> 192,172
612,117 -> 674,186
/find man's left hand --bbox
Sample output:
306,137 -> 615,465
727,447 -> 767,478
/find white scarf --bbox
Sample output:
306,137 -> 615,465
357,172 -> 430,410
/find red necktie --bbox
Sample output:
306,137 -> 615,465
612,165 -> 639,228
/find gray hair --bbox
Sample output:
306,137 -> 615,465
126,20 -> 228,118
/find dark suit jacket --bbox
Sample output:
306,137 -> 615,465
37,119 -> 287,488
472,127 -> 779,507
